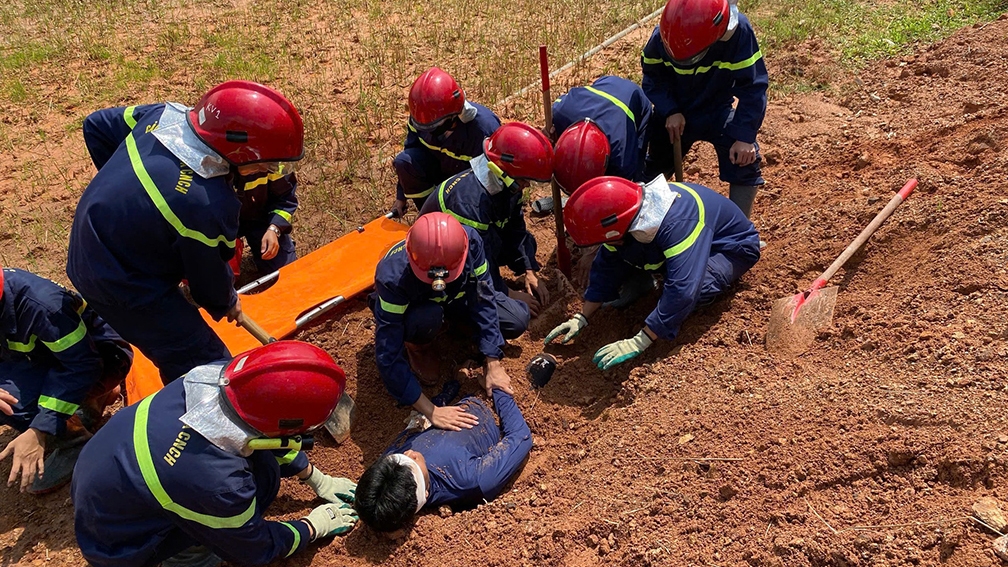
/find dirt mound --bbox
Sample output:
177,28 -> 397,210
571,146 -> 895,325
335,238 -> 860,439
3,16 -> 1008,567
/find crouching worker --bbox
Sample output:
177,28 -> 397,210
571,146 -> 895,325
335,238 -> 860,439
371,213 -> 526,431
546,176 -> 760,370
355,379 -> 531,533
72,341 -> 359,567
0,266 -> 132,494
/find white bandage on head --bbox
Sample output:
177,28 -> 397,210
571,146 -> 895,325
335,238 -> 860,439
389,453 -> 427,512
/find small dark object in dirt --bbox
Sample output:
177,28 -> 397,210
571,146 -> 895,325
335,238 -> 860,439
431,379 -> 461,407
527,353 -> 557,388
531,196 -> 554,216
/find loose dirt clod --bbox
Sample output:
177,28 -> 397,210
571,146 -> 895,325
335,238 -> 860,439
972,498 -> 1008,533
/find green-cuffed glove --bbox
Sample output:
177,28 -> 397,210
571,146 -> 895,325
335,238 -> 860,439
304,502 -> 358,540
545,313 -> 588,345
302,465 -> 356,504
592,330 -> 653,370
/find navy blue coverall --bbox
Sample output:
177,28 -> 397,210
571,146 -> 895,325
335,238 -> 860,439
385,389 -> 532,508
0,268 -> 132,437
234,165 -> 299,273
72,378 -> 313,567
394,102 -> 501,210
552,75 -> 653,182
641,15 -> 768,186
370,227 -> 529,406
418,170 -> 540,294
585,182 -> 761,341
69,104 -> 237,384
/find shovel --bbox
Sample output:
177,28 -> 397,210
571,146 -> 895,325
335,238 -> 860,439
239,313 -> 357,444
766,178 -> 917,353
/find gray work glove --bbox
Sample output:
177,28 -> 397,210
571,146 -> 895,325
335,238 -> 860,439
304,502 -> 358,540
301,465 -> 356,504
545,313 -> 588,345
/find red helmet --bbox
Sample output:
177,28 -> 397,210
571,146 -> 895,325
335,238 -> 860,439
221,341 -> 346,437
553,119 -> 611,195
564,176 -> 644,246
406,212 -> 469,288
188,80 -> 304,166
484,122 -> 554,183
408,67 -> 466,131
659,0 -> 730,63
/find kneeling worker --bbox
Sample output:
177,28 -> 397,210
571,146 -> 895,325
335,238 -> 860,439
72,341 -> 359,567
546,176 -> 760,369
371,213 -> 525,431
0,266 -> 133,494
354,376 -> 531,533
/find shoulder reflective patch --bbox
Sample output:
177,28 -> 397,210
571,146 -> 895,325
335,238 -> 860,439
438,176 -> 489,231
643,50 -> 764,75
602,244 -> 618,252
125,133 -> 237,249
242,170 -> 287,192
38,395 -> 80,416
379,297 -> 408,315
584,86 -> 635,122
133,395 -> 257,529
281,522 -> 301,557
663,183 -> 706,259
124,106 -> 138,129
41,319 -> 87,353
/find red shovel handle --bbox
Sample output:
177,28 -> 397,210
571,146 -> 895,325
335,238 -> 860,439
815,178 -> 917,288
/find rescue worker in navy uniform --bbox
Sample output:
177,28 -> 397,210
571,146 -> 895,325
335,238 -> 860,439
354,376 -> 531,533
641,0 -> 768,218
69,81 -> 305,384
418,122 -> 553,317
72,341 -> 359,567
550,75 -> 653,194
546,176 -> 760,369
371,213 -> 523,431
233,163 -> 299,274
0,266 -> 132,494
392,67 -> 501,215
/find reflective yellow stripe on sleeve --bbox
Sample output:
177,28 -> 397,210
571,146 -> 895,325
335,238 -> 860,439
602,244 -> 617,252
7,336 -> 37,353
431,291 -> 466,303
242,170 -> 287,191
41,319 -> 87,353
472,260 -> 488,277
124,106 -> 137,129
379,297 -> 408,315
125,133 -> 236,249
275,449 -> 299,466
584,86 -> 635,122
404,185 -> 436,200
663,183 -> 706,259
270,210 -> 292,222
38,395 -> 80,415
134,394 -> 257,528
281,522 -> 301,557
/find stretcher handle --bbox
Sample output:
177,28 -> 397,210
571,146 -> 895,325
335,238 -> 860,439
241,315 -> 276,345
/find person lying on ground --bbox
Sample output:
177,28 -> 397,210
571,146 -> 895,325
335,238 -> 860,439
418,122 -> 553,316
371,213 -> 524,431
642,0 -> 768,218
545,176 -> 760,369
0,266 -> 133,495
70,80 -> 304,384
392,67 -> 501,216
354,375 -> 531,534
72,341 -> 358,567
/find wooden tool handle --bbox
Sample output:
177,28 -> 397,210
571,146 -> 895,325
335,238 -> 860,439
241,316 -> 276,345
540,45 -> 572,277
815,179 -> 917,288
672,138 -> 684,182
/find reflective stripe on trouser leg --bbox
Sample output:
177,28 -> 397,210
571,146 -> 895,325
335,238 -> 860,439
728,185 -> 759,219
394,147 -> 441,208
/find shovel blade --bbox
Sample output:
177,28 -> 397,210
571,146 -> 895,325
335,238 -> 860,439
323,392 -> 357,445
766,286 -> 839,354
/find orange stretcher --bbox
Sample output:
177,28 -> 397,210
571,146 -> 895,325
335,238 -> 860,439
125,215 -> 409,404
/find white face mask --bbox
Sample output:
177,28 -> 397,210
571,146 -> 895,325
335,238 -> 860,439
389,453 -> 427,512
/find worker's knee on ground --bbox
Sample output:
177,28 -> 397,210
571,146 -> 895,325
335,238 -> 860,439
403,302 -> 445,345
728,185 -> 759,218
161,545 -> 222,567
496,293 -> 530,340
393,148 -> 437,190
697,253 -> 752,305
